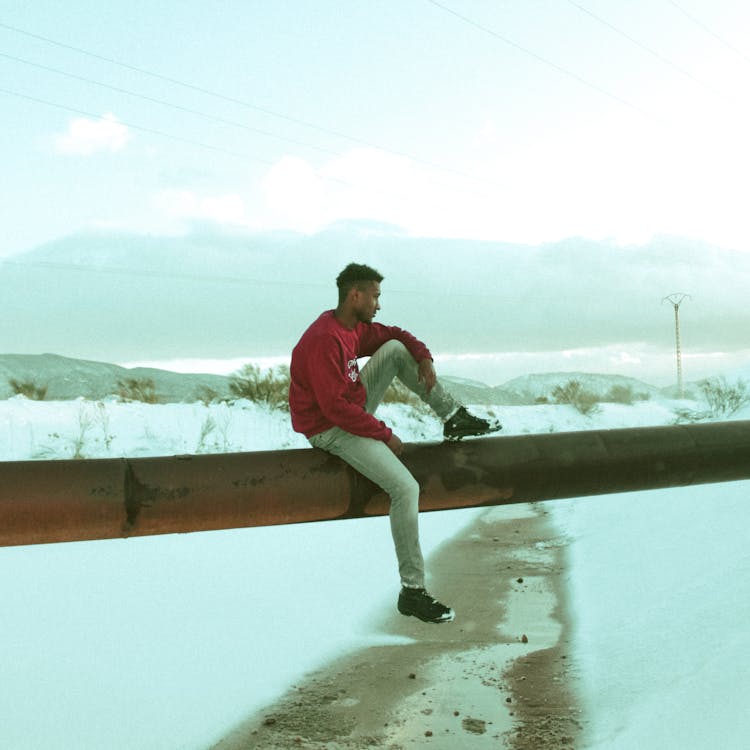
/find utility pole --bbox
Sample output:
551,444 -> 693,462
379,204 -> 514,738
663,293 -> 690,398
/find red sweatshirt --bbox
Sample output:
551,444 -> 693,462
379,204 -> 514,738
289,310 -> 432,442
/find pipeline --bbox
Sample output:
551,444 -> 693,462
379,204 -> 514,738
2,420 -> 750,547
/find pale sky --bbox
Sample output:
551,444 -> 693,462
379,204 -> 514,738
4,0 -> 750,255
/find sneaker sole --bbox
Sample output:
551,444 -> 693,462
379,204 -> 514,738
398,607 -> 456,624
444,425 -> 503,441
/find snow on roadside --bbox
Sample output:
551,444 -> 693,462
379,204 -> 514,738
0,395 -> 685,463
0,396 -> 309,460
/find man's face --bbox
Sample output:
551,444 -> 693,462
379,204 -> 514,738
352,281 -> 381,323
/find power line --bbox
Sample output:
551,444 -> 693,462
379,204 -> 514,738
0,51 -> 343,159
565,0 -> 719,97
0,86 -> 278,166
666,0 -> 750,66
0,20 -> 500,188
0,257 -> 522,301
0,82 -> 498,204
2,83 -> 493,201
0,257 -> 321,288
0,47 -> 508,204
424,0 -> 652,118
0,21 -> 349,134
0,51 -> 500,201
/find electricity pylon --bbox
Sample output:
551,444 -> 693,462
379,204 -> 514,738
662,293 -> 690,398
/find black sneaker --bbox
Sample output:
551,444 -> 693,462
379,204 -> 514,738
443,406 -> 502,441
398,587 -> 455,624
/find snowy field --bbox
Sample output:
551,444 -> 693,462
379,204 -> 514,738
1,388 -> 749,748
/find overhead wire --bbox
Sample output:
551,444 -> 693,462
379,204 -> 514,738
665,0 -> 750,67
0,51 -> 344,159
4,4 -> 725,290
0,27 -> 511,203
0,51 -> 354,161
0,27 -> 510,202
564,0 -> 720,97
3,84 -> 478,204
0,257 -> 323,289
1,83 -> 501,206
0,256 -> 516,301
0,86 -> 278,167
424,0 -> 653,118
0,19 -> 502,189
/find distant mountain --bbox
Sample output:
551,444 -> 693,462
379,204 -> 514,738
499,372 -> 662,403
441,376 -> 526,405
0,354 -> 726,406
0,354 -> 667,407
6,348 -> 744,413
0,354 -> 234,402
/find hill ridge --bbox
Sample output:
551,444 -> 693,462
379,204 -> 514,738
0,353 -> 692,405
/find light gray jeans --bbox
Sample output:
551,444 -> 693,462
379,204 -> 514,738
308,340 -> 458,588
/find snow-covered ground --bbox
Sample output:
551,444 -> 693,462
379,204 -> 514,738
1,387 -> 749,748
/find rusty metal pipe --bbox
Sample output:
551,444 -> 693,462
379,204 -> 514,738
2,421 -> 750,547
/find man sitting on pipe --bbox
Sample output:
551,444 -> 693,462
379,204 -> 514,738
289,262 -> 500,623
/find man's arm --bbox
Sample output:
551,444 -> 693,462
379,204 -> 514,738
417,358 -> 436,395
358,323 -> 432,363
308,339 -> 393,442
360,322 -> 436,396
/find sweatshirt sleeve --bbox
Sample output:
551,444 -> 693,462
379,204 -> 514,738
357,323 -> 432,362
309,338 -> 393,442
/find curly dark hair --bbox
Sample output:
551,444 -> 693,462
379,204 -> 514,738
336,263 -> 384,303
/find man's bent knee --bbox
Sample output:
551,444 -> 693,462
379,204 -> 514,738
375,339 -> 410,360
387,472 -> 420,506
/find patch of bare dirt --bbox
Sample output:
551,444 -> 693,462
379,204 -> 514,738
210,503 -> 583,749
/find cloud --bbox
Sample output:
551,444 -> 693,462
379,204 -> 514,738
609,351 -> 642,367
150,149 -> 441,236
257,147 -> 487,238
249,110 -> 750,250
150,109 -> 750,251
262,155 -> 327,233
256,141 -> 667,245
54,113 -> 132,155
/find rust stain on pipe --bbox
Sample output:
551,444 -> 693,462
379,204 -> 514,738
2,421 -> 750,547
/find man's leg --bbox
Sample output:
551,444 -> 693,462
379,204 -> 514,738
362,340 -> 502,441
360,339 -> 458,418
309,426 -> 425,589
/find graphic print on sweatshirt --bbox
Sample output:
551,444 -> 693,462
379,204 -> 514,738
347,358 -> 359,383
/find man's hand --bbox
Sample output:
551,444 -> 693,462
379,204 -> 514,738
387,433 -> 404,455
418,358 -> 437,395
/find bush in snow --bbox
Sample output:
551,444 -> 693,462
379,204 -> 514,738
551,379 -> 600,416
117,377 -> 159,403
8,378 -> 48,400
195,407 -> 234,453
603,384 -> 650,405
31,402 -> 114,459
699,377 -> 750,418
230,364 -> 290,411
194,385 -> 224,405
